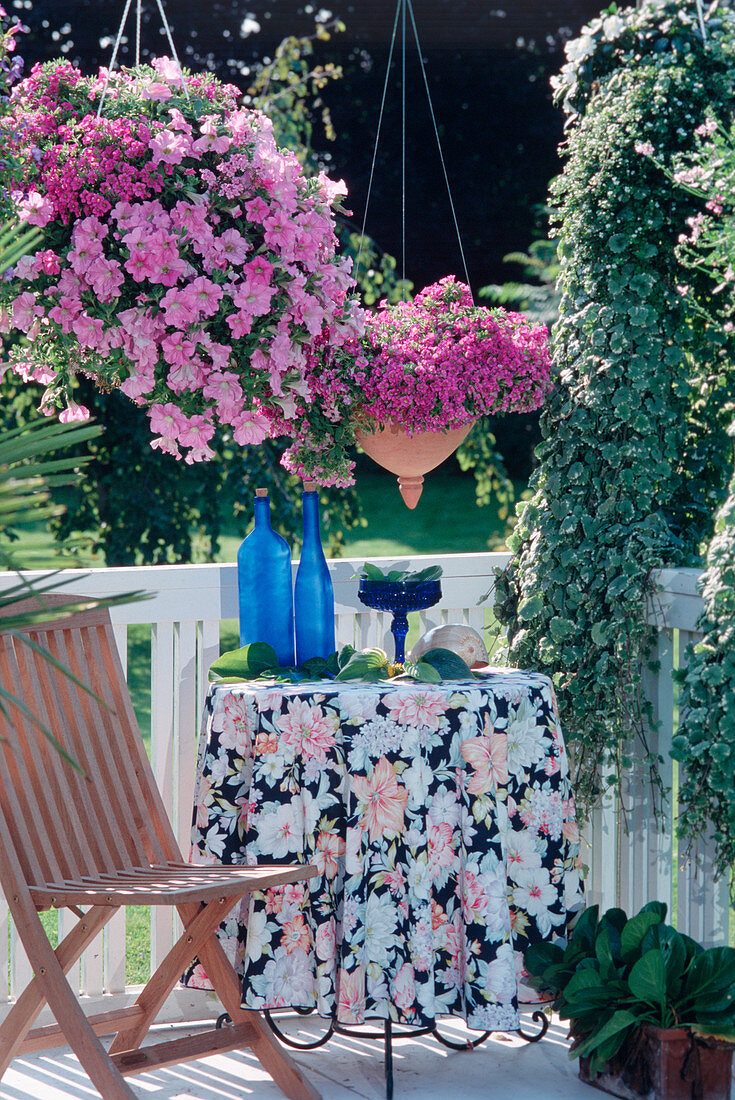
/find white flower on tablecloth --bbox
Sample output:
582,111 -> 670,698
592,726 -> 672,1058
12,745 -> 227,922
212,692 -> 254,757
261,944 -> 314,1005
209,751 -> 231,787
519,788 -> 563,842
342,896 -> 360,937
428,786 -> 461,828
362,891 -> 398,967
479,871 -> 512,937
391,962 -> 416,1014
245,905 -> 270,963
406,854 -> 432,902
338,688 -> 380,724
344,822 -> 363,876
512,866 -> 558,920
483,941 -> 517,1005
401,756 -> 433,808
367,962 -> 389,1004
385,688 -> 449,730
459,804 -> 478,847
255,754 -> 288,782
506,703 -> 548,775
253,800 -> 303,858
505,829 -> 544,885
410,912 -> 434,972
201,821 -> 228,860
255,688 -> 285,713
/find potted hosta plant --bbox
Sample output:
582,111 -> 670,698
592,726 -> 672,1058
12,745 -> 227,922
526,902 -> 735,1099
0,57 -> 361,465
266,275 -> 552,500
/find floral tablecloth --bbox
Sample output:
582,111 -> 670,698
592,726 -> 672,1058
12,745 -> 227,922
184,669 -> 584,1032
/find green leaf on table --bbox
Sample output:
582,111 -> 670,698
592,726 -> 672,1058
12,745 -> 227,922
410,565 -> 443,584
209,642 -> 280,682
337,644 -> 356,670
335,648 -> 390,681
420,647 -> 474,680
411,660 -> 443,683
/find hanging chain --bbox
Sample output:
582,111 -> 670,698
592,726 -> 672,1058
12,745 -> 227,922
96,0 -> 190,119
357,0 -> 472,300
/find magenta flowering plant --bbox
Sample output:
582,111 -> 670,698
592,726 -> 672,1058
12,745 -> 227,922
263,276 -> 552,485
0,57 -> 361,461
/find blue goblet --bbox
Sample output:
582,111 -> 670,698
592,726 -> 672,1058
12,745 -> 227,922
358,578 -> 442,664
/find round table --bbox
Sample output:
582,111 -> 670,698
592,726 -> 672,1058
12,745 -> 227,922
184,668 -> 584,1035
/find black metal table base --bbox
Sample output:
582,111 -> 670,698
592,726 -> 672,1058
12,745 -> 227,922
217,1007 -> 549,1099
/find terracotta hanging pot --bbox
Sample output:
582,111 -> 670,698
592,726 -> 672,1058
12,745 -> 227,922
354,420 -> 474,508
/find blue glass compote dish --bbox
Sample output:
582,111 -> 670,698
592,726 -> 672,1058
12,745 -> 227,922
358,578 -> 442,665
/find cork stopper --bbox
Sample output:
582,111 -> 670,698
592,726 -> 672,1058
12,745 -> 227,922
303,480 -> 317,492
255,488 -> 268,498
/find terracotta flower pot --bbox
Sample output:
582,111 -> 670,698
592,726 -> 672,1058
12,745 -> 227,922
578,1024 -> 734,1100
354,420 -> 475,508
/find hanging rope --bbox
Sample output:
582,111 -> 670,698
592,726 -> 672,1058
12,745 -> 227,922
356,0 -> 472,300
694,0 -> 708,44
356,0 -> 401,281
406,0 -> 473,298
96,0 -> 190,119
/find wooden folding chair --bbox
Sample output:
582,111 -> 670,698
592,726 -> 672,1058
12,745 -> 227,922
0,595 -> 320,1100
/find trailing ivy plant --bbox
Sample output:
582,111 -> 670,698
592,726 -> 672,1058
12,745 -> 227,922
667,114 -> 735,887
494,0 -> 735,813
673,441 -> 735,887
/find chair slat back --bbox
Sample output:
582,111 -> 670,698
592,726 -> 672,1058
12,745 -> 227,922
0,596 -> 181,889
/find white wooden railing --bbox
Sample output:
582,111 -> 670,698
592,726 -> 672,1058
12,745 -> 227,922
0,554 -> 730,1028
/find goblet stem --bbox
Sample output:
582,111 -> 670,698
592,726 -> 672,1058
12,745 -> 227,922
391,612 -> 409,665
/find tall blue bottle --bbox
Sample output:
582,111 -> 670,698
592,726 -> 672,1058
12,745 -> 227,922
294,482 -> 335,664
237,488 -> 295,667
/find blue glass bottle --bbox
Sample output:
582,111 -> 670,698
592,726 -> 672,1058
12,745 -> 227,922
294,482 -> 335,664
237,488 -> 295,666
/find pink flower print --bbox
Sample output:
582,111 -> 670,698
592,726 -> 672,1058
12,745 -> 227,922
314,830 -> 345,880
253,730 -> 278,755
186,962 -> 211,989
59,402 -> 91,423
336,966 -> 365,1024
195,774 -> 212,829
280,913 -> 311,955
232,412 -> 269,446
391,963 -> 416,1015
431,898 -> 448,930
276,698 -> 336,763
562,818 -> 580,844
213,692 -> 254,757
511,867 -> 558,919
315,918 -> 336,962
428,820 -> 455,876
386,689 -> 448,731
458,867 -> 488,924
351,756 -> 409,843
384,866 -> 406,896
460,736 -> 493,796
